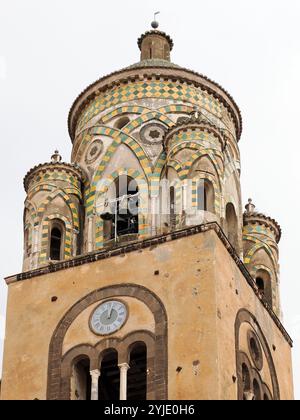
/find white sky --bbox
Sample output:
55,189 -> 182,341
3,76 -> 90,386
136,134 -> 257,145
0,0 -> 299,400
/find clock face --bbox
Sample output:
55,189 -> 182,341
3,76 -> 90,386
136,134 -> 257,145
90,300 -> 128,335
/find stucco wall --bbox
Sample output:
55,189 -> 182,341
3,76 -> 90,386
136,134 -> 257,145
0,229 -> 293,400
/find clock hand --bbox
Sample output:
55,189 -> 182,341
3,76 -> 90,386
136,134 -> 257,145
108,303 -> 113,319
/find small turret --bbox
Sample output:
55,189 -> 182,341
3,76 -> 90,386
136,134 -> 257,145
243,199 -> 282,316
23,151 -> 83,270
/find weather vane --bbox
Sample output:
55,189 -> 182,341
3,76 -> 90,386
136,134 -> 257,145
151,11 -> 160,29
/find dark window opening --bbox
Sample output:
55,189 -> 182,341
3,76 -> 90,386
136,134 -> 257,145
115,117 -> 130,130
114,176 -> 139,238
197,184 -> 207,211
50,226 -> 62,261
73,358 -> 91,400
242,363 -> 250,393
253,379 -> 261,400
256,277 -> 265,295
250,337 -> 260,363
255,269 -> 272,307
127,342 -> 147,400
197,180 -> 214,213
24,229 -> 30,256
99,349 -> 120,400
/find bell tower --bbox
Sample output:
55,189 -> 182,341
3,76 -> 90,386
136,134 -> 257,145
1,21 -> 294,401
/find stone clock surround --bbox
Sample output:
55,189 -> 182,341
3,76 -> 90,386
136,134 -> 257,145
47,284 -> 168,400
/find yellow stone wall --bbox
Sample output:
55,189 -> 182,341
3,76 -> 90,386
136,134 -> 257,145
0,229 -> 293,400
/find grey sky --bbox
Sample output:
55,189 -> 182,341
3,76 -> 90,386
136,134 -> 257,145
0,0 -> 299,399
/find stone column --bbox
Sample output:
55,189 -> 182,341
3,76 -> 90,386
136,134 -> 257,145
90,369 -> 100,401
151,195 -> 158,237
31,226 -> 40,269
87,216 -> 94,252
118,363 -> 130,401
182,180 -> 188,212
72,229 -> 79,257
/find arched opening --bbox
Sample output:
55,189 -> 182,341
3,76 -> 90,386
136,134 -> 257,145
49,221 -> 65,261
250,337 -> 260,364
127,342 -> 147,400
253,379 -> 261,400
197,182 -> 207,211
71,357 -> 91,400
197,179 -> 215,213
115,116 -> 130,130
255,269 -> 272,306
242,363 -> 251,400
115,176 -> 139,238
99,349 -> 120,400
104,176 -> 140,242
256,277 -> 265,295
225,203 -> 238,251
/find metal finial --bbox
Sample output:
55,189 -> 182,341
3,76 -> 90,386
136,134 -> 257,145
151,11 -> 160,29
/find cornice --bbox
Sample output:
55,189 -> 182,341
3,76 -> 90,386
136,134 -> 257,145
23,162 -> 83,193
165,116 -> 226,151
137,30 -> 174,50
243,212 -> 282,243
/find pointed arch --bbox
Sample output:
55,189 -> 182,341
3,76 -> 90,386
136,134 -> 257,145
182,150 -> 223,180
37,190 -> 80,229
93,168 -> 149,249
244,243 -> 277,272
85,129 -> 153,216
188,153 -> 222,184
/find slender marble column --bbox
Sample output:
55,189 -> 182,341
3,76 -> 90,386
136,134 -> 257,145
90,369 -> 100,401
87,216 -> 94,252
118,363 -> 130,400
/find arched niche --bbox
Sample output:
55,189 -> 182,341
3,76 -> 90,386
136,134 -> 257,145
235,309 -> 280,400
225,202 -> 239,251
47,284 -> 168,400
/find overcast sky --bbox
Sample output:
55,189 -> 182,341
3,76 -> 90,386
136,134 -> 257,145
0,0 -> 299,399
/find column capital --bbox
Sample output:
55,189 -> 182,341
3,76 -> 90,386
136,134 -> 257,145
118,363 -> 130,371
90,369 -> 101,378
